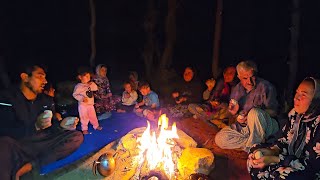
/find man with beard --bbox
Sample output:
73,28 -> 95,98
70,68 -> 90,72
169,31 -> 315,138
215,60 -> 279,152
0,63 -> 83,180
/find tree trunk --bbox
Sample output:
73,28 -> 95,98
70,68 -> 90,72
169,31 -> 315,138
286,0 -> 300,107
159,0 -> 176,69
89,0 -> 96,68
143,0 -> 158,80
212,0 -> 223,79
143,0 -> 177,100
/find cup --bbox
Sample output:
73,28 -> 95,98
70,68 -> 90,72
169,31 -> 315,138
41,110 -> 53,127
42,110 -> 53,118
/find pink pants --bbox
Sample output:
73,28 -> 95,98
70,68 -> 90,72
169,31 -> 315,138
78,104 -> 99,131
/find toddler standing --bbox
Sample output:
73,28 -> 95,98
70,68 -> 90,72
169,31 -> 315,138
73,67 -> 102,134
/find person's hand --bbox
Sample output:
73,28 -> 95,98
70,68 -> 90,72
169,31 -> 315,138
251,155 -> 279,169
172,92 -> 179,99
36,110 -> 53,130
136,108 -> 143,113
236,111 -> 247,124
83,97 -> 88,103
228,99 -> 239,115
45,87 -> 55,97
107,93 -> 112,98
135,104 -> 140,108
254,148 -> 278,157
209,100 -> 220,108
205,78 -> 216,91
175,97 -> 186,104
180,97 -> 187,102
55,112 -> 62,121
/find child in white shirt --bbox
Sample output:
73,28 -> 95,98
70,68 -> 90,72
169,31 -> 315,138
117,81 -> 138,113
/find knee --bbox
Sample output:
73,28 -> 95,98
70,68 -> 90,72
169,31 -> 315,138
0,136 -> 17,153
248,108 -> 261,117
0,136 -> 17,149
68,131 -> 84,149
214,132 -> 226,148
0,136 -> 15,143
247,108 -> 263,122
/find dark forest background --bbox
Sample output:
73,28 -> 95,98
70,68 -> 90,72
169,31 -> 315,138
0,0 -> 320,98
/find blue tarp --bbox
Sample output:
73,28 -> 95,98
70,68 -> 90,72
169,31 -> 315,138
40,112 -> 147,175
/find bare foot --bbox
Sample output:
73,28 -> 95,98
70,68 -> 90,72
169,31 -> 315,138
95,126 -> 103,130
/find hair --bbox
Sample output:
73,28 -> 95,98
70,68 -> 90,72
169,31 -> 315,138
129,71 -> 138,80
18,62 -> 47,77
184,66 -> 196,73
236,60 -> 258,75
223,66 -> 236,74
77,66 -> 92,76
123,80 -> 133,88
138,81 -> 150,90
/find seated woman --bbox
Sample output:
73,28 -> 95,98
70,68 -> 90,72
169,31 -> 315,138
93,64 -> 121,118
188,66 -> 237,122
166,66 -> 203,118
247,77 -> 320,179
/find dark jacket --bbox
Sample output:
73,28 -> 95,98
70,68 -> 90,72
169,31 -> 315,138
0,87 -> 59,139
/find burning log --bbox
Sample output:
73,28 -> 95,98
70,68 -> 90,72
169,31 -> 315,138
104,114 -> 215,180
141,170 -> 169,180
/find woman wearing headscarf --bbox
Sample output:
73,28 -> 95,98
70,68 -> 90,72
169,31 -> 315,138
93,64 -> 121,116
247,77 -> 320,179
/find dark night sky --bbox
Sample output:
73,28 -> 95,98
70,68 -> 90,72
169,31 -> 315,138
1,0 -> 320,93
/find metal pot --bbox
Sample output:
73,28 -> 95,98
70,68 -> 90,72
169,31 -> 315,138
92,153 -> 116,177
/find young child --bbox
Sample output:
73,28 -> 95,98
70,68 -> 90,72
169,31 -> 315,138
44,83 -> 80,130
134,81 -> 160,121
73,67 -> 102,134
117,81 -> 138,113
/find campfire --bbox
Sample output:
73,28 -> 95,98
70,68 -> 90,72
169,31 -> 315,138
105,114 -> 214,180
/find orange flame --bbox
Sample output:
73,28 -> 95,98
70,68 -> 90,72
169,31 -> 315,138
135,114 -> 179,178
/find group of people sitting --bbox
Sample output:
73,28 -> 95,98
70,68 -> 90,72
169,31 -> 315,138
168,61 -> 320,180
1,59 -> 320,180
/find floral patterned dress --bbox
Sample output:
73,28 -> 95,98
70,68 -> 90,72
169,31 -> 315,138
93,75 -> 121,113
248,109 -> 320,179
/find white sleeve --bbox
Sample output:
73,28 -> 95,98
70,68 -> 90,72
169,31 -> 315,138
72,84 -> 85,102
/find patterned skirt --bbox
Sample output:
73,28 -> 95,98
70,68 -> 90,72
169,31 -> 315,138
94,95 -> 121,113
